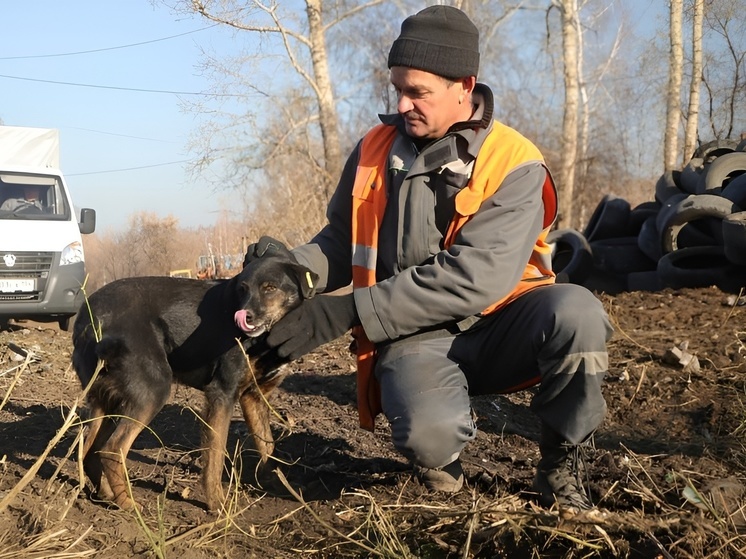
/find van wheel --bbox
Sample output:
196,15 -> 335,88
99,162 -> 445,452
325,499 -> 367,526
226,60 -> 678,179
58,316 -> 71,331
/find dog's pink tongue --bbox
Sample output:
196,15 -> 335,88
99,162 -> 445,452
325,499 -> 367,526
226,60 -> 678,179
234,310 -> 255,332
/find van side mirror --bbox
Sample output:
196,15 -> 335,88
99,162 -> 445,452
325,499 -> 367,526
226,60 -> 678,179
79,208 -> 96,234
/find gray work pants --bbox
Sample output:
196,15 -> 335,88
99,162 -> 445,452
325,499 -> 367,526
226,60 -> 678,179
374,283 -> 613,470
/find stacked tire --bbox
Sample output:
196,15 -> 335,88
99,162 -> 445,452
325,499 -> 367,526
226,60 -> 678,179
549,138 -> 746,293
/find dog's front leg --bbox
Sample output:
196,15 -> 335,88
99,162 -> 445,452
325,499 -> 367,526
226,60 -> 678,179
238,387 -> 275,466
200,394 -> 233,511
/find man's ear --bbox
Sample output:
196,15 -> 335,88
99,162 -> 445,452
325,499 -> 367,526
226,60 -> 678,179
292,263 -> 319,299
459,75 -> 476,97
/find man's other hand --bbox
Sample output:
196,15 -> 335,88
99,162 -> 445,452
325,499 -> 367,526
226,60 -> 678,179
243,236 -> 295,268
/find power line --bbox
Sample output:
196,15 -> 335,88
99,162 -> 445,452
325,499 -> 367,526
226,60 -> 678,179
0,25 -> 220,60
0,73 -> 244,96
64,127 -> 180,143
67,160 -> 190,176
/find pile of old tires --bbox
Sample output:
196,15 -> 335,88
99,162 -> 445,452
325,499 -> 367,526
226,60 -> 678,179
549,138 -> 746,293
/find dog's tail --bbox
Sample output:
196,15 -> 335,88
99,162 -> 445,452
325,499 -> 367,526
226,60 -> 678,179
72,333 -> 128,388
94,336 -> 127,361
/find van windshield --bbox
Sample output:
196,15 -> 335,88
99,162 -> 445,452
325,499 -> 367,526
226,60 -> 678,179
0,173 -> 70,220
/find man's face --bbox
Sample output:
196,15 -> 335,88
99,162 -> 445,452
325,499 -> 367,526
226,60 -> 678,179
25,186 -> 42,201
390,67 -> 473,140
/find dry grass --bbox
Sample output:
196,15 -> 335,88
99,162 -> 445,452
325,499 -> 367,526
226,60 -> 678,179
1,379 -> 745,558
0,527 -> 97,558
1,311 -> 746,557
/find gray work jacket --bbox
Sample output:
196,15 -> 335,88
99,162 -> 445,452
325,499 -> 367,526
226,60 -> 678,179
294,83 -> 549,344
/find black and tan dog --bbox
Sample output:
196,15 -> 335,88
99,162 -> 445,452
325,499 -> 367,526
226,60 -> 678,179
72,253 -> 318,511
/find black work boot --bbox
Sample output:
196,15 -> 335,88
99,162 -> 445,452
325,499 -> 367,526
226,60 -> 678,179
415,459 -> 464,493
532,426 -> 602,519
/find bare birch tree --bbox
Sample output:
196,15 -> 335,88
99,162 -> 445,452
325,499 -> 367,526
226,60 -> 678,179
166,0 -> 385,204
701,0 -> 746,140
189,0 -> 346,192
575,5 -> 626,228
664,0 -> 684,172
552,0 -> 581,229
682,0 -> 704,161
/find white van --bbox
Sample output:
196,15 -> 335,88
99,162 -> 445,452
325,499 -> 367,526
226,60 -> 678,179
0,126 -> 96,330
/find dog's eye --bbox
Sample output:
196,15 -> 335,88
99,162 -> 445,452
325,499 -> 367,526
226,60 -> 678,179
262,283 -> 277,293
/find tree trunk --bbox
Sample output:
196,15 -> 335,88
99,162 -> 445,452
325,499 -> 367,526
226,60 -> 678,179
664,0 -> 684,172
305,0 -> 343,199
683,0 -> 704,162
556,0 -> 580,229
577,5 -> 589,219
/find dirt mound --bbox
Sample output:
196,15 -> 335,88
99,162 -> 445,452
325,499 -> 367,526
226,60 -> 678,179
1,286 -> 745,558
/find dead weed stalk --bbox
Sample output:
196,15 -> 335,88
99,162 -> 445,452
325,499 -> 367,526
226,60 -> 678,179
622,445 -> 746,557
275,468 -> 406,557
0,527 -> 96,558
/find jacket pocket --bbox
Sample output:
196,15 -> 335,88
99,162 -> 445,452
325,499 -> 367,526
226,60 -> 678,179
353,166 -> 378,202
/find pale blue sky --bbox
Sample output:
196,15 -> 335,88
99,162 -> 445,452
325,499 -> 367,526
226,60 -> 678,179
1,1 -> 670,234
1,1 -> 232,232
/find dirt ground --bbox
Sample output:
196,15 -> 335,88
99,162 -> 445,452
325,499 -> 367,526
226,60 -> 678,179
1,285 -> 745,558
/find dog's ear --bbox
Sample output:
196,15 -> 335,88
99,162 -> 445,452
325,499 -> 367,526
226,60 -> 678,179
290,263 -> 319,299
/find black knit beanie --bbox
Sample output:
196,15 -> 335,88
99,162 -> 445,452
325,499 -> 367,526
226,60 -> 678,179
387,5 -> 480,79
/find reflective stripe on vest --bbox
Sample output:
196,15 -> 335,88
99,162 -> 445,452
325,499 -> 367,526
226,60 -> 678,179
350,122 -> 558,430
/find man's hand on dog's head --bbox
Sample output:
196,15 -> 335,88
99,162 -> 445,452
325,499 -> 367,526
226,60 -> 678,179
243,236 -> 296,268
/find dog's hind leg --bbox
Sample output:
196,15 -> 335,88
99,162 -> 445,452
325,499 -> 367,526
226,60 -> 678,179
81,400 -> 117,501
200,394 -> 234,511
98,384 -> 170,511
82,403 -> 105,459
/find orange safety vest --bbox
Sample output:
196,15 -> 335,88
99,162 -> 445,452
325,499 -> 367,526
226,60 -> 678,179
351,122 -> 558,431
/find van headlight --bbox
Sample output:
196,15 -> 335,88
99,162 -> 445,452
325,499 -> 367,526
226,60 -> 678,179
60,241 -> 85,265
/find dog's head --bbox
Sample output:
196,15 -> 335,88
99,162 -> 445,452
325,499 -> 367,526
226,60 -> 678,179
233,256 -> 319,337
